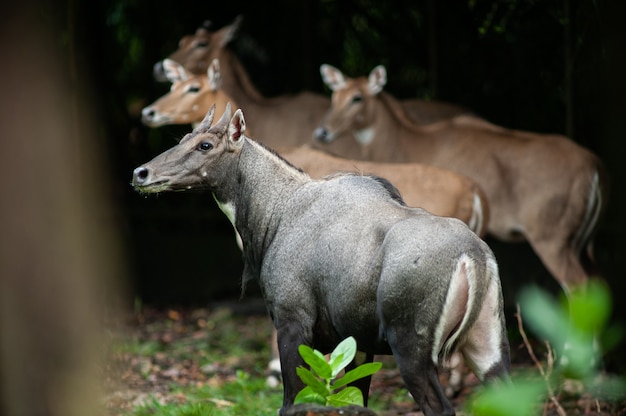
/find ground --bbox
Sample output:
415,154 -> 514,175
102,301 -> 626,415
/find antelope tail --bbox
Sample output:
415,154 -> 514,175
432,254 -> 476,364
572,170 -> 605,264
468,192 -> 485,237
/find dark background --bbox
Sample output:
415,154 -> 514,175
35,0 -> 626,367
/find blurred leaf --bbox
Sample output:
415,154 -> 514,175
520,282 -> 618,380
569,280 -> 611,334
601,323 -> 625,353
518,286 -> 569,347
558,334 -> 598,379
467,378 -> 545,416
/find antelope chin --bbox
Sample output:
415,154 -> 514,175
141,115 -> 173,128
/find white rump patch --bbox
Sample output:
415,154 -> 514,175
460,256 -> 503,379
431,254 -> 474,364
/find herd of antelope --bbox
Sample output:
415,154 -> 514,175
135,16 -> 609,415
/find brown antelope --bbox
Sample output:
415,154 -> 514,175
314,64 -> 609,294
151,16 -> 471,144
142,58 -> 230,129
132,104 -> 511,416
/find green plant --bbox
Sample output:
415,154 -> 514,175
294,336 -> 382,407
467,279 -> 625,416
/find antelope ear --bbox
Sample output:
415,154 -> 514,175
228,109 -> 246,150
207,59 -> 221,91
163,59 -> 189,83
368,65 -> 387,95
219,15 -> 243,47
320,64 -> 346,91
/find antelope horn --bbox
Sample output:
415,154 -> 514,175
196,104 -> 216,131
212,102 -> 232,133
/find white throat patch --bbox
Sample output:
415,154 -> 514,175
213,195 -> 243,250
353,128 -> 374,146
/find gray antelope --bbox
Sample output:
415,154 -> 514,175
314,64 -> 609,294
132,104 -> 510,416
152,16 -> 471,149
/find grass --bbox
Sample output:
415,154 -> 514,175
131,372 -> 282,415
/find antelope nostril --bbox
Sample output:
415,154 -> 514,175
142,107 -> 155,118
133,167 -> 149,184
313,127 -> 332,143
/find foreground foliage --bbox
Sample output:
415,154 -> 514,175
467,280 -> 626,416
295,336 -> 382,407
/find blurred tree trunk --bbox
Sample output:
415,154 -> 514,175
0,1 -> 126,415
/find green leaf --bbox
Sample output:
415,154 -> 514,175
294,386 -> 326,405
296,367 -> 330,397
569,280 -> 611,335
329,337 -> 357,377
520,282 -> 616,380
333,362 -> 382,389
327,386 -> 364,407
467,378 -> 545,416
518,286 -> 569,347
601,323 -> 625,354
299,344 -> 332,379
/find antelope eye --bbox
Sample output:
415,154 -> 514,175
351,94 -> 363,104
186,85 -> 201,93
197,142 -> 213,151
196,41 -> 208,48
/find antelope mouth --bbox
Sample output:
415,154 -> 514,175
141,114 -> 173,128
132,179 -> 170,194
